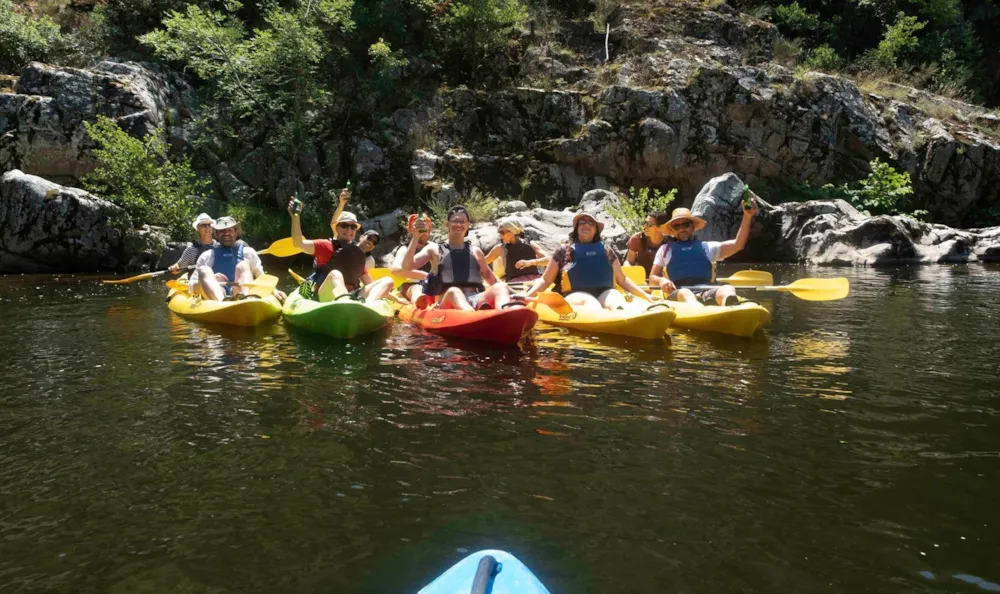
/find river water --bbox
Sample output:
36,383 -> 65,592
1,264 -> 998,593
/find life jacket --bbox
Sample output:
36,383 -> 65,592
664,240 -> 713,286
635,234 -> 665,277
439,240 -> 483,290
210,243 -> 245,284
311,239 -> 366,289
504,239 -> 539,281
554,242 -> 614,295
192,240 -> 218,255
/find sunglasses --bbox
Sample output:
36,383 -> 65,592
363,235 -> 379,246
671,221 -> 693,230
643,221 -> 655,228
337,223 -> 356,230
197,223 -> 212,229
576,219 -> 597,227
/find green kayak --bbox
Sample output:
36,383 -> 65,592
281,290 -> 394,338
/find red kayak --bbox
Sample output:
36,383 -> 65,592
399,304 -> 538,345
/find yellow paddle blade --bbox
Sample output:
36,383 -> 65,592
103,270 -> 159,284
242,274 -> 280,297
765,277 -> 850,301
719,270 -> 773,286
165,279 -> 186,291
259,237 -> 301,258
532,291 -> 574,315
622,265 -> 646,286
368,267 -> 408,288
288,269 -> 307,285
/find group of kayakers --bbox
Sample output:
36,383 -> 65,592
169,185 -> 759,311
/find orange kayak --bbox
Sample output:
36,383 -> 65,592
399,305 -> 538,345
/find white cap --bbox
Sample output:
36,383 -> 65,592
191,213 -> 215,230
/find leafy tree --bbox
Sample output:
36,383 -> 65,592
860,11 -> 926,70
608,187 -> 676,235
804,44 -> 845,70
429,0 -> 528,83
82,116 -> 205,236
0,0 -> 60,74
843,158 -> 919,217
773,2 -> 820,34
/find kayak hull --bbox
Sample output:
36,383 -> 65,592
534,295 -> 676,340
167,292 -> 282,327
667,300 -> 771,337
281,291 -> 393,338
419,550 -> 551,594
399,305 -> 537,345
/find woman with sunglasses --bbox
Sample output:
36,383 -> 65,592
167,213 -> 218,274
648,201 -> 759,306
287,188 -> 393,304
625,211 -> 671,277
523,212 -> 652,311
484,217 -> 549,285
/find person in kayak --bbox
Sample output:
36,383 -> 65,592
358,230 -> 379,271
625,211 -> 670,277
523,212 -> 653,310
648,201 -> 759,306
288,188 -> 394,304
168,213 -> 218,274
188,216 -> 285,301
392,214 -> 436,305
408,205 -> 515,311
484,217 -> 549,285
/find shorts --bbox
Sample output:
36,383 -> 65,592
467,291 -> 491,310
668,285 -> 722,305
568,287 -> 611,299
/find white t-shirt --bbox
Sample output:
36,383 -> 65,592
653,241 -> 723,269
188,245 -> 265,292
364,255 -> 376,272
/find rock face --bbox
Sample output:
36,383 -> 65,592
0,170 -> 130,272
0,61 -> 192,184
398,1 -> 999,228
692,173 -> 1000,265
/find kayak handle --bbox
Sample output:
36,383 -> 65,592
470,555 -> 502,594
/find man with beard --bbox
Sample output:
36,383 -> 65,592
188,216 -> 284,301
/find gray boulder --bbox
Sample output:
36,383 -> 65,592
0,170 -> 130,272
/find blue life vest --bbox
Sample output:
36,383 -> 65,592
211,243 -> 245,283
557,242 -> 614,294
440,241 -> 483,290
665,240 -> 713,286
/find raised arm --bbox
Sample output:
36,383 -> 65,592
288,198 -> 316,256
484,244 -> 503,265
717,200 -> 759,260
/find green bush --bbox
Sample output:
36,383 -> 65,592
608,187 -> 677,236
0,0 -> 60,74
425,187 -> 499,232
773,2 -> 820,34
860,12 -> 926,71
843,158 -> 918,217
82,116 -> 206,237
224,201 -> 329,245
804,44 -> 844,71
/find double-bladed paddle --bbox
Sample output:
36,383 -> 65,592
102,266 -> 193,285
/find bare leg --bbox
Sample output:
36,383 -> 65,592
439,287 -> 474,311
405,284 -> 424,304
317,270 -> 349,302
480,282 -> 512,309
566,291 -> 602,311
232,261 -> 254,298
196,265 -> 228,301
362,277 -> 394,304
674,288 -> 702,305
598,289 -> 627,310
715,285 -> 737,306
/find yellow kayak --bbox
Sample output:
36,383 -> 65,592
533,295 -> 676,340
664,300 -> 771,337
167,287 -> 282,327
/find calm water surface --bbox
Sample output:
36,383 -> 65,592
1,264 -> 998,593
